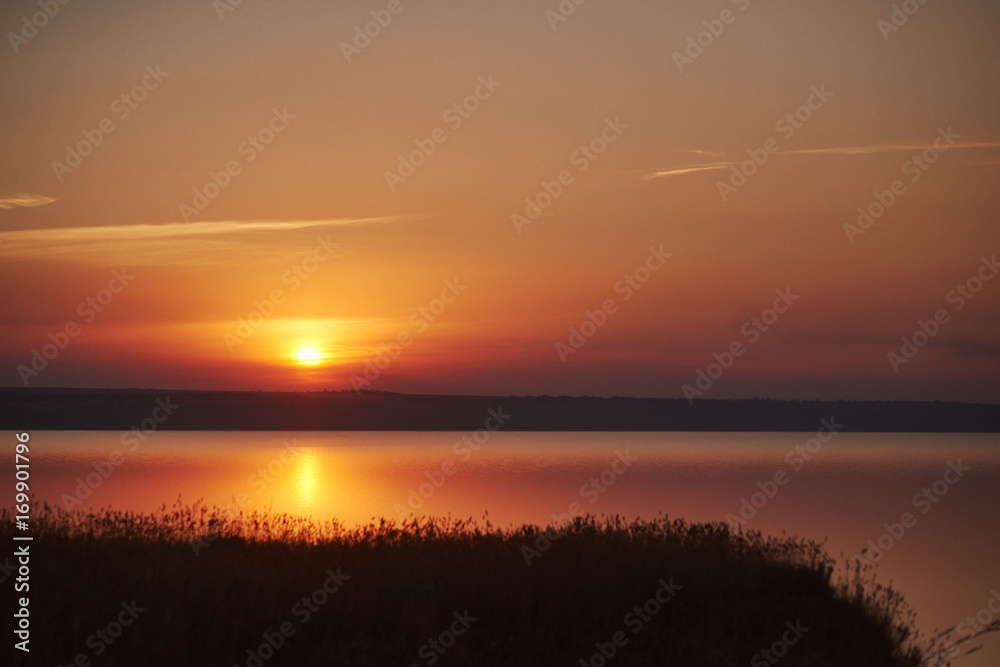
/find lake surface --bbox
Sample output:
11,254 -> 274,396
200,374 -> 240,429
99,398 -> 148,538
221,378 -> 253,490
21,430 -> 1000,665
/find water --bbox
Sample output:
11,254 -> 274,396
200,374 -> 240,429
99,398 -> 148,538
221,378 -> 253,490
21,430 -> 1000,665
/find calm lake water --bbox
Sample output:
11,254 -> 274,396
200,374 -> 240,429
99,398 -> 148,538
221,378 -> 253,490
22,430 -> 1000,665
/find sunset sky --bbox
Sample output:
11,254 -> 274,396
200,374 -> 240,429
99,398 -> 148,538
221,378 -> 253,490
2,0 -> 998,401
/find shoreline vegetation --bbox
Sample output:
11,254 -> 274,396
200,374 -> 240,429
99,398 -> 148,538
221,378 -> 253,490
5,502 -> 993,666
2,387 -> 1000,431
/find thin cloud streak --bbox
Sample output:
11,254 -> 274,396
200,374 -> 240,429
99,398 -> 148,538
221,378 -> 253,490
644,162 -> 738,179
0,194 -> 56,209
2,217 -> 394,244
784,139 -> 1000,156
645,139 -> 1000,180
0,217 -> 394,265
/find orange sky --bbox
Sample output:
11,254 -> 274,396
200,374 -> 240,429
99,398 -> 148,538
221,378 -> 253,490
1,0 -> 999,400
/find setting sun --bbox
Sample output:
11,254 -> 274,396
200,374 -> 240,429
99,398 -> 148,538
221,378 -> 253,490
3,1 -> 1000,664
296,348 -> 324,366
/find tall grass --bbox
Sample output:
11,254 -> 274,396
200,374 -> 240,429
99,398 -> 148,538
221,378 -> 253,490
0,501 -> 967,666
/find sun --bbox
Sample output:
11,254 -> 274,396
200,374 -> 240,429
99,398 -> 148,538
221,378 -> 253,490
295,348 -> 324,366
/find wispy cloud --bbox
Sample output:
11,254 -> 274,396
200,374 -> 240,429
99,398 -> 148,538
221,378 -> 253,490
644,139 -> 1000,181
644,162 -> 737,179
784,139 -> 1000,157
677,149 -> 729,158
0,193 -> 56,209
0,217 -> 395,265
4,217 -> 392,243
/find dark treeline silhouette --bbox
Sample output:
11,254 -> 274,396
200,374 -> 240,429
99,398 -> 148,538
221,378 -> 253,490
1,387 -> 998,431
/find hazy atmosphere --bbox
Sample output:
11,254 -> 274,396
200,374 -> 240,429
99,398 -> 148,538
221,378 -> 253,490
3,0 -> 998,400
4,3 -> 1000,666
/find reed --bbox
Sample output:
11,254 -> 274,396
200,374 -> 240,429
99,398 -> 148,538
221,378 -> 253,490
2,500 -> 966,666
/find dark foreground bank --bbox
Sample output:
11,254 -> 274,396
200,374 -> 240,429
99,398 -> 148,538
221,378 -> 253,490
2,387 -> 1000,431
4,503 -> 985,666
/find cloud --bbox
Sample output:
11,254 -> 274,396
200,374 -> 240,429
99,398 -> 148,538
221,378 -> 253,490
4,217 -> 391,243
0,217 -> 395,265
644,162 -> 736,179
783,139 -> 1000,157
0,193 -> 56,209
644,139 -> 1000,181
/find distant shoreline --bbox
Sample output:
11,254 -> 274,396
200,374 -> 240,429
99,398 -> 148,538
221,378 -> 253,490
2,387 -> 998,432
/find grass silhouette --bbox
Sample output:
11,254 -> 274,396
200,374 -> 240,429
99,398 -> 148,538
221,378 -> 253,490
2,500 -> 970,666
